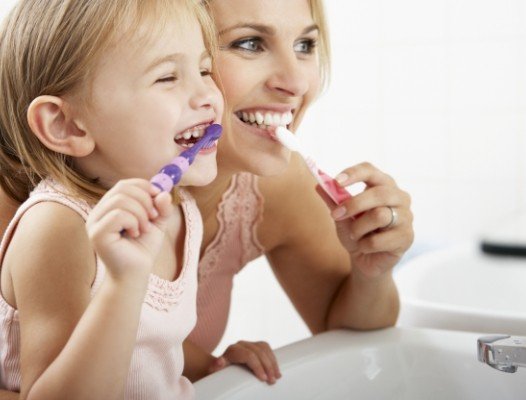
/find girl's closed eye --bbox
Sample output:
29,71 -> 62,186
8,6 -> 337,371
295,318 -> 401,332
156,74 -> 178,84
200,68 -> 213,77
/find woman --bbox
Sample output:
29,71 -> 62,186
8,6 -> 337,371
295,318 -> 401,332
0,0 -> 413,392
181,0 -> 413,384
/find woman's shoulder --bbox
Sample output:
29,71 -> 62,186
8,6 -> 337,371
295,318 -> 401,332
257,153 -> 330,246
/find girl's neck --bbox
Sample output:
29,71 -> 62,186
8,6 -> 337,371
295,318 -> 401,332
186,165 -> 236,221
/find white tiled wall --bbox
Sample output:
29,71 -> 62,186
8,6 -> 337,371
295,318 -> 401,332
1,0 -> 523,353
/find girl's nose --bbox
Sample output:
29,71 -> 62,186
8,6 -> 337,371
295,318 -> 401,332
189,78 -> 221,111
265,53 -> 310,97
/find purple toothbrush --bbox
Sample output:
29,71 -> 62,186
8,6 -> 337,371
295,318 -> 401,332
150,123 -> 222,192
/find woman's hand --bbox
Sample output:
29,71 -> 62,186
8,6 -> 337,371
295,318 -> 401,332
321,162 -> 414,278
86,179 -> 173,281
208,341 -> 281,385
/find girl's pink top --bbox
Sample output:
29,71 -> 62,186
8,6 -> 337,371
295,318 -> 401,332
0,179 -> 201,399
188,173 -> 265,353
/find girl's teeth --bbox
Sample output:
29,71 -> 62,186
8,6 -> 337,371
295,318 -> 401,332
255,112 -> 264,125
249,113 -> 256,123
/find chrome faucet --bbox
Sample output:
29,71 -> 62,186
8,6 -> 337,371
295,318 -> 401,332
478,335 -> 526,373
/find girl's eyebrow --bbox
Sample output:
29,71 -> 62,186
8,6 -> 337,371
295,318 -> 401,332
144,50 -> 211,74
144,53 -> 183,74
219,23 -> 319,36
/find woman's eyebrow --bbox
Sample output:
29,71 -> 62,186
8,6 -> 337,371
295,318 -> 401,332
219,23 -> 275,36
218,23 -> 319,36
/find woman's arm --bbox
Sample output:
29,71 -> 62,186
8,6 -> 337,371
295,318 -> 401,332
260,154 -> 413,332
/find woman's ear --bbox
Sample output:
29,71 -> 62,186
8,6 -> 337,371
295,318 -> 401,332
27,95 -> 95,157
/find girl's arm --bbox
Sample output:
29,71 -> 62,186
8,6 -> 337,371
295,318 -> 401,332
5,180 -> 171,400
260,154 -> 413,333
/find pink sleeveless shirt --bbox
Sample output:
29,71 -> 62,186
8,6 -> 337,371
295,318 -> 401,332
188,173 -> 265,353
0,179 -> 201,399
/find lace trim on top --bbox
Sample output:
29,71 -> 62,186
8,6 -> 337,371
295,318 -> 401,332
144,188 -> 199,312
198,173 -> 265,281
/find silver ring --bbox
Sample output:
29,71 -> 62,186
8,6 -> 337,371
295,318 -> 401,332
383,206 -> 398,229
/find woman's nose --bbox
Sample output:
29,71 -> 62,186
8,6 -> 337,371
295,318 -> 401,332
265,53 -> 310,97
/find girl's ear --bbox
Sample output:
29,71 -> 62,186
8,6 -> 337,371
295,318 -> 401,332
27,95 -> 95,157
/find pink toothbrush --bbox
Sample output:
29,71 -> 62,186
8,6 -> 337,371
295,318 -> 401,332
275,126 -> 351,205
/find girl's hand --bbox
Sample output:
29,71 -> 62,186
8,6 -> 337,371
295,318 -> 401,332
208,341 -> 281,385
86,179 -> 173,281
320,162 -> 414,278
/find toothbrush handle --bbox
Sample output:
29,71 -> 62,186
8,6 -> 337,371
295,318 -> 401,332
304,157 -> 351,205
316,169 -> 352,205
150,124 -> 222,192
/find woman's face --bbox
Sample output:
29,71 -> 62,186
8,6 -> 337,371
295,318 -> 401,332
209,0 -> 322,176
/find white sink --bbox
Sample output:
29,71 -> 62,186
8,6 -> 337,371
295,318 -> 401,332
195,327 -> 526,400
395,243 -> 526,335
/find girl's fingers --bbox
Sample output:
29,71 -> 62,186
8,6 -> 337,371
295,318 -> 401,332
88,209 -> 139,243
111,180 -> 160,219
89,180 -> 164,233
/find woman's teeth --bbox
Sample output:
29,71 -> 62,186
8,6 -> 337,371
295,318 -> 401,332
236,110 -> 293,130
174,126 -> 206,148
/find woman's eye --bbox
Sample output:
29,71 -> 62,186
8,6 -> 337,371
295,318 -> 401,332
230,38 -> 264,53
201,69 -> 213,77
294,39 -> 317,54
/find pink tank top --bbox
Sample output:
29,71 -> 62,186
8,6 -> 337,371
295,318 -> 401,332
0,179 -> 201,399
188,173 -> 265,353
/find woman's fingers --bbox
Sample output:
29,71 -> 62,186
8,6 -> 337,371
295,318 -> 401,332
336,162 -> 396,188
221,341 -> 281,384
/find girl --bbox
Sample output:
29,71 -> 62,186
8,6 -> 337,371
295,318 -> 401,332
0,0 -> 222,399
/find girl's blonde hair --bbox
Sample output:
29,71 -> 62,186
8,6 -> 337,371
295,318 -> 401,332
0,0 -> 217,203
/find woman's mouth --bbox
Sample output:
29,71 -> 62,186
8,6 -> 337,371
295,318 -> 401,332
235,110 -> 294,132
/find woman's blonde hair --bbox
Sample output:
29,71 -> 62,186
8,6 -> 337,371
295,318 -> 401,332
0,0 -> 217,203
309,0 -> 331,90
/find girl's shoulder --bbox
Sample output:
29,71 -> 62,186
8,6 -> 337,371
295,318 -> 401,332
2,200 -> 95,308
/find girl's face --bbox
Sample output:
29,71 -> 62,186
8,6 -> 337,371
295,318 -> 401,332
74,15 -> 223,189
209,0 -> 322,176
